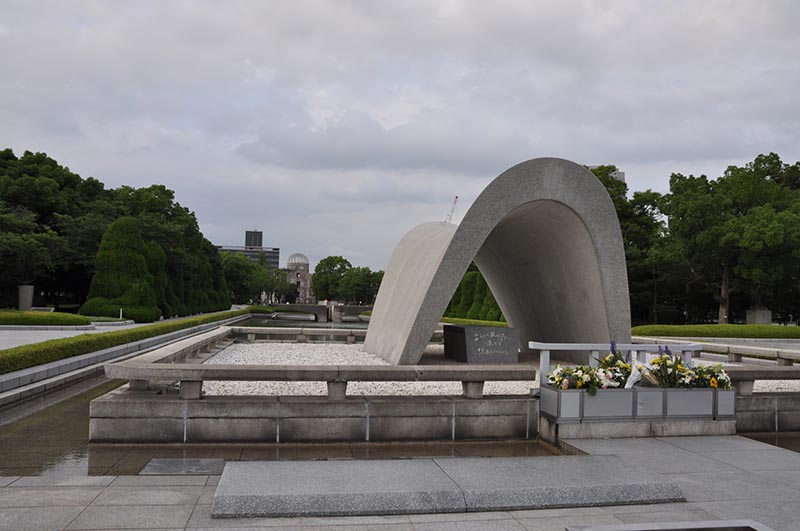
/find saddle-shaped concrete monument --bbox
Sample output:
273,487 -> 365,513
364,157 -> 631,365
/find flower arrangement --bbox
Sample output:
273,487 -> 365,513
547,343 -> 732,392
596,340 -> 632,387
645,346 -> 693,387
692,363 -> 731,389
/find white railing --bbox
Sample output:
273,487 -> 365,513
527,341 -> 702,383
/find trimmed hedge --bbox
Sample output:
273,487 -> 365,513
79,217 -> 161,322
631,324 -> 800,339
0,311 -> 91,326
440,317 -> 508,328
0,308 -> 252,375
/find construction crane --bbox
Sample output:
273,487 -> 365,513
444,195 -> 459,224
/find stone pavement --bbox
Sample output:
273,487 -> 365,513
0,436 -> 797,530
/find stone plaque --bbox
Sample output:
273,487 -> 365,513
443,325 -> 519,364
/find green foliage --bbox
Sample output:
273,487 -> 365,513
311,256 -> 352,300
440,316 -> 507,327
147,241 -> 172,317
589,166 -> 664,326
444,267 -> 504,322
338,266 -> 373,304
0,308 -> 253,375
480,287 -> 501,321
455,271 -> 479,317
0,311 -> 91,326
78,217 -> 160,322
0,149 -> 230,315
306,256 -> 383,304
221,252 -> 264,304
631,324 -> 800,339
466,274 -> 486,320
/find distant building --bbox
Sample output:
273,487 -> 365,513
217,230 -> 279,269
588,166 -> 626,183
286,253 -> 315,304
245,230 -> 262,248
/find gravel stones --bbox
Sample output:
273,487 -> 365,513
202,343 -> 536,397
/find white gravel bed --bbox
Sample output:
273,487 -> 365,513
202,343 -> 535,396
203,343 -> 800,395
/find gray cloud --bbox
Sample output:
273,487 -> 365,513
1,0 -> 798,269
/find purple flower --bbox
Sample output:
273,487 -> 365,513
610,340 -> 617,354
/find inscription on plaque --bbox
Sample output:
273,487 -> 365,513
443,325 -> 519,364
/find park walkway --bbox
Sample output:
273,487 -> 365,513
0,435 -> 797,530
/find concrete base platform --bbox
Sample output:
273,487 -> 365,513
540,416 -> 736,446
211,456 -> 684,518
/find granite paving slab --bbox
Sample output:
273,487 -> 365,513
412,520 -> 526,530
694,448 -> 800,471
212,459 -> 465,518
111,474 -> 209,486
65,504 -> 195,530
212,456 -> 684,518
564,520 -> 777,531
655,435 -> 772,452
140,458 -> 227,475
0,487 -> 104,508
693,500 -> 800,531
10,475 -> 115,487
434,456 -> 684,512
0,506 -> 84,531
662,471 -> 800,502
0,477 -> 18,487
91,485 -> 204,506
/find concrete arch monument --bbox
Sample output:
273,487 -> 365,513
363,157 -> 631,365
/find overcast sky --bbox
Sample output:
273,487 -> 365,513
1,1 -> 798,270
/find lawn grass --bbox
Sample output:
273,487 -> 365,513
631,323 -> 800,339
0,307 -> 254,375
440,316 -> 507,327
0,311 -> 91,326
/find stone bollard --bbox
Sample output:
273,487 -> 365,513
462,381 -> 485,399
327,381 -> 348,400
128,379 -> 150,391
180,381 -> 203,400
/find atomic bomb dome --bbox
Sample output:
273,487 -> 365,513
286,253 -> 314,304
287,253 -> 309,266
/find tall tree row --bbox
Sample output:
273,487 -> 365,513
0,149 -> 229,319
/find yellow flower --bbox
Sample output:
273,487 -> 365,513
710,377 -> 718,388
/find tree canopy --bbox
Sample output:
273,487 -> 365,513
0,148 -> 229,316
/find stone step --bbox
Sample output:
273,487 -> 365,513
211,455 -> 684,518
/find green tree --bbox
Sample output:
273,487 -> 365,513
589,166 -> 665,325
221,252 -> 262,304
455,270 -> 479,317
79,217 -> 161,322
466,274 -> 486,320
369,270 -> 384,304
663,154 -> 798,323
338,266 -> 374,304
147,241 -> 172,317
311,256 -> 352,300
